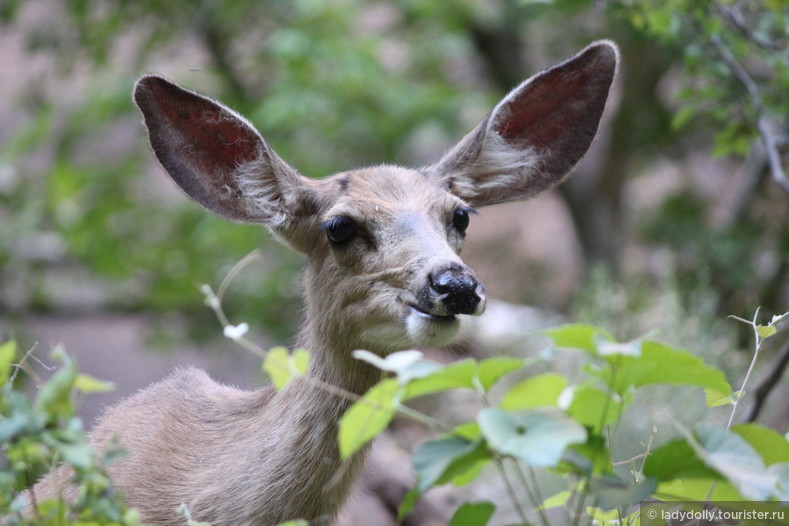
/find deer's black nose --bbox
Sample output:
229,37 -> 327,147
430,266 -> 482,315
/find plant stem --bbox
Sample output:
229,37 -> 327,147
493,456 -> 531,525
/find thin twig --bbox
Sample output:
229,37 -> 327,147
727,308 -> 763,429
745,337 -> 789,422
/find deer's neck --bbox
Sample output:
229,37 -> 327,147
215,287 -> 381,525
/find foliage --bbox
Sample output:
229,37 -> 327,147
334,315 -> 789,525
0,341 -> 139,525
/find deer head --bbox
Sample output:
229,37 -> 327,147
133,41 -> 618,357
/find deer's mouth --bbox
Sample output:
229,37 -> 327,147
405,305 -> 460,347
408,305 -> 456,322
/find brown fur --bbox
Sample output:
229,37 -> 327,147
27,42 -> 618,525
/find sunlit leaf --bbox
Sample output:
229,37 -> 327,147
263,347 -> 310,390
404,359 -> 476,399
338,379 -> 399,459
500,373 -> 566,410
475,357 -> 525,392
593,341 -> 731,396
544,324 -> 615,353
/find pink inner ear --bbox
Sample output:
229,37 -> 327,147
496,67 -> 589,150
162,102 -> 261,181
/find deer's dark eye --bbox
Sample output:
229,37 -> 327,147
452,207 -> 473,234
321,216 -> 357,245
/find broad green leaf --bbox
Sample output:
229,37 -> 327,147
263,347 -> 310,390
412,435 -> 488,493
733,423 -> 789,465
655,478 -> 742,501
74,373 -> 115,393
588,474 -> 657,510
0,340 -> 16,383
449,501 -> 495,526
566,385 -> 620,433
593,341 -> 731,396
478,409 -> 587,468
544,324 -> 614,353
475,357 -> 525,391
689,423 -> 777,500
500,373 -> 566,410
275,521 -> 309,526
403,359 -> 476,400
338,379 -> 399,459
643,438 -> 717,482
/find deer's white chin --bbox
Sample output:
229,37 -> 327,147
405,307 -> 460,347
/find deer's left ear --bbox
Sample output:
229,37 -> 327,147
426,41 -> 618,208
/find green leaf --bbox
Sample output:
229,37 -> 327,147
593,341 -> 731,396
588,474 -> 657,510
0,340 -> 16,383
263,347 -> 310,390
397,485 -> 422,522
756,324 -> 778,339
403,359 -> 476,399
566,384 -> 620,433
732,423 -> 789,466
544,324 -> 614,353
643,438 -> 717,482
655,478 -> 742,501
478,409 -> 587,468
705,387 -> 733,407
338,379 -> 399,459
413,435 -> 490,494
74,373 -> 115,393
539,490 -> 570,511
689,422 -> 777,500
449,501 -> 495,526
475,357 -> 525,392
500,373 -> 566,410
34,348 -> 77,419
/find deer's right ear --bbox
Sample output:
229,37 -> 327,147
133,75 -> 315,228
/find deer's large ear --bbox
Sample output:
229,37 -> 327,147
426,41 -> 618,207
134,75 -> 315,227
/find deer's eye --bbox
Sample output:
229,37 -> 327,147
322,216 -> 357,245
452,207 -> 473,234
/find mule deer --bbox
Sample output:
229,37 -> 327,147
28,41 -> 617,525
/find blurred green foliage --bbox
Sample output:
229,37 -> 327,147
1,341 -> 140,525
0,0 -> 787,342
